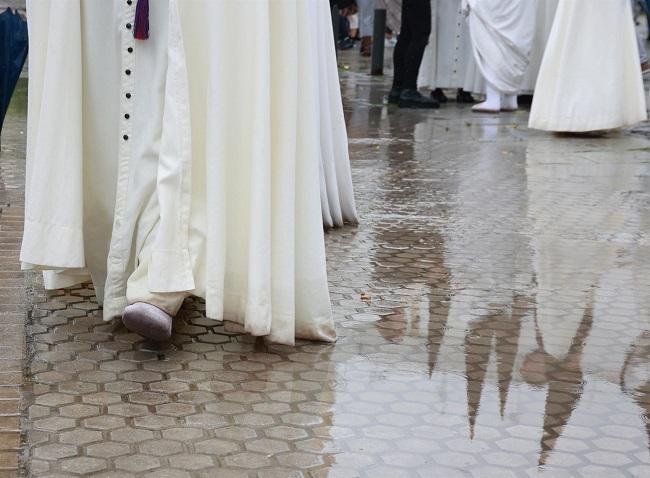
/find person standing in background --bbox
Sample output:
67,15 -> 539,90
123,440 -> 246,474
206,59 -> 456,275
388,0 -> 439,109
418,0 -> 482,105
357,0 -> 376,57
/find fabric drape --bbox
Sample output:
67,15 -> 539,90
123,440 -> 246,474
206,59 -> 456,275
465,0 -> 536,94
21,0 -> 347,345
529,0 -> 647,132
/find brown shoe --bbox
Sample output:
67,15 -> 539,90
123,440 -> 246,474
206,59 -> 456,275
360,36 -> 372,57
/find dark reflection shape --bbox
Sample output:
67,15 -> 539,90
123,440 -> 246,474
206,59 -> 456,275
465,295 -> 532,440
620,330 -> 650,451
371,220 -> 452,377
520,295 -> 594,467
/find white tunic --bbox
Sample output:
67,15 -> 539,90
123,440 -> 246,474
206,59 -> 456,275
529,0 -> 647,132
466,0 -> 536,94
419,0 -> 484,94
520,0 -> 559,93
21,0 -> 349,345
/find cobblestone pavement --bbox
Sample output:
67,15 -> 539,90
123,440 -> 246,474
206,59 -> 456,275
2,52 -> 650,477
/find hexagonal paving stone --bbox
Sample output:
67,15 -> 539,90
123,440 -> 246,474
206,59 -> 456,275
59,404 -> 100,419
223,452 -> 272,469
246,438 -> 290,455
61,456 -> 108,474
34,417 -> 76,432
35,393 -> 75,407
59,429 -> 103,446
139,439 -> 183,457
161,427 -> 205,441
86,441 -> 131,458
115,454 -> 161,473
108,403 -> 150,418
111,427 -> 155,444
33,444 -> 78,460
194,438 -> 240,455
168,454 -> 214,470
84,415 -> 127,430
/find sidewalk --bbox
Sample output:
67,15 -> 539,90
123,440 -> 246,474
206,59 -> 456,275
3,55 -> 650,477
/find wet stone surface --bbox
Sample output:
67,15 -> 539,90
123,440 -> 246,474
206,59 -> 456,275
3,54 -> 650,477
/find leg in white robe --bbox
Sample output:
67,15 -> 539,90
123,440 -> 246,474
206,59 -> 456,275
529,0 -> 647,132
466,0 -> 536,111
419,0 -> 484,95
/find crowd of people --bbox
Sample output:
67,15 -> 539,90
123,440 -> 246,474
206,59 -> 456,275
334,0 -> 649,133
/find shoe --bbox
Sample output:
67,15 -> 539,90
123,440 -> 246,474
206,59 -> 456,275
339,37 -> 355,50
399,89 -> 440,109
387,88 -> 403,104
360,36 -> 372,57
642,62 -> 650,75
431,88 -> 448,104
122,302 -> 173,342
456,90 -> 475,104
472,102 -> 500,113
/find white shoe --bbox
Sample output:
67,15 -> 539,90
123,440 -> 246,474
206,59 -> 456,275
122,302 -> 173,342
472,101 -> 500,113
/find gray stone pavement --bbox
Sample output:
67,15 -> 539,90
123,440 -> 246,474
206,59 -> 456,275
2,52 -> 650,477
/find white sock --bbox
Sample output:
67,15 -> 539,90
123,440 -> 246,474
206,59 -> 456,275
473,82 -> 501,111
501,93 -> 518,111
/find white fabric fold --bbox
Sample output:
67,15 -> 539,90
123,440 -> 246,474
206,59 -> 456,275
466,0 -> 536,94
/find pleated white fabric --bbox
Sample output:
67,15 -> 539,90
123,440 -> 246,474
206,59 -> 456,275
21,0 -> 344,345
529,0 -> 647,132
315,0 -> 358,229
466,0 -> 536,94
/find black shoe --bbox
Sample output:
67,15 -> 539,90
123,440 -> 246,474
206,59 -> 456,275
339,37 -> 355,50
517,94 -> 533,105
456,89 -> 475,104
431,88 -> 448,104
399,89 -> 440,109
387,88 -> 403,104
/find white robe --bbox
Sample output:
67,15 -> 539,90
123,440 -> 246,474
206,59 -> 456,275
21,0 -> 348,345
419,0 -> 485,94
466,0 -> 536,94
529,0 -> 647,132
520,0 -> 559,93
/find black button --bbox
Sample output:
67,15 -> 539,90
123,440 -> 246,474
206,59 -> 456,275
127,47 -> 133,53
125,69 -> 131,75
124,113 -> 130,119
126,93 -> 132,99
123,135 -> 129,141
126,23 -> 132,29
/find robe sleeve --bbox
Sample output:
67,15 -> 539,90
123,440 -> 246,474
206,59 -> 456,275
20,0 -> 86,270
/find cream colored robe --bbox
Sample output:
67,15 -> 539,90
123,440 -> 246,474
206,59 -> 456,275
21,0 -> 349,345
529,0 -> 647,132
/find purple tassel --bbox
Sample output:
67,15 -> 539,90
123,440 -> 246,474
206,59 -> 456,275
133,0 -> 149,40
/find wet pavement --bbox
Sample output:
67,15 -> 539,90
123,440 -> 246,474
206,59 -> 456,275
2,51 -> 650,477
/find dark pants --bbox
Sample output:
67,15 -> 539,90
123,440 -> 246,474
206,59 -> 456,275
392,0 -> 432,91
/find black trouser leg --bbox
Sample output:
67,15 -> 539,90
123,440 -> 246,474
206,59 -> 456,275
401,0 -> 431,90
391,0 -> 412,90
